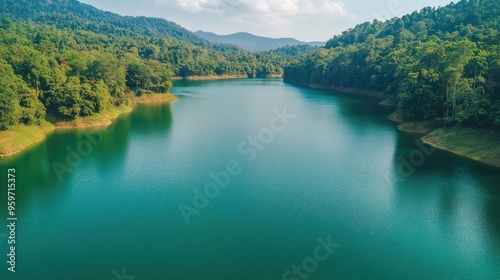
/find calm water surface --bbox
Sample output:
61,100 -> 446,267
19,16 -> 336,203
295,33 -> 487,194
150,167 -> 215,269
1,79 -> 500,280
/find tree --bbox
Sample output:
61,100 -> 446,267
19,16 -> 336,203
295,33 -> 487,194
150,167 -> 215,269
0,61 -> 22,130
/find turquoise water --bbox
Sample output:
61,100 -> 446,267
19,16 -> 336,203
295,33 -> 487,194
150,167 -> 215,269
1,79 -> 499,280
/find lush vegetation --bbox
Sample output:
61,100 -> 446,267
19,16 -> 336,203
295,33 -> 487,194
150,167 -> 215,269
0,18 -> 173,129
285,0 -> 500,127
2,0 -> 216,48
0,0 -> 318,131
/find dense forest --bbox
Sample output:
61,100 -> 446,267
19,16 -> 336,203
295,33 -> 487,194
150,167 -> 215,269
0,0 -> 312,130
285,0 -> 500,127
3,0 -> 500,132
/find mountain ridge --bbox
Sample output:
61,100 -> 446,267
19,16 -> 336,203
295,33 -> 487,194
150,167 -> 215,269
195,30 -> 324,52
1,0 -> 229,50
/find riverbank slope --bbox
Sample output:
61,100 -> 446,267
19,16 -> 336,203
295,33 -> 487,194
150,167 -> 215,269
0,93 -> 177,158
173,74 -> 283,81
388,112 -> 500,168
287,81 -> 500,168
284,81 -> 391,99
421,127 -> 500,168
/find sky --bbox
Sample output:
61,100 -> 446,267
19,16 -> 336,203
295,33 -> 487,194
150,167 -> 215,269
78,0 -> 454,42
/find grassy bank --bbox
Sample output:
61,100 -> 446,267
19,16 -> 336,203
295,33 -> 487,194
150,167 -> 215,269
290,81 -> 500,168
133,93 -> 178,104
173,74 -> 284,81
388,111 -> 438,134
52,105 -> 133,129
389,110 -> 499,167
173,75 -> 248,81
0,93 -> 177,158
0,122 -> 55,158
421,127 -> 500,168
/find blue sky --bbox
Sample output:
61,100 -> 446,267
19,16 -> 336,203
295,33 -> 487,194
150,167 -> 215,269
79,0 -> 454,41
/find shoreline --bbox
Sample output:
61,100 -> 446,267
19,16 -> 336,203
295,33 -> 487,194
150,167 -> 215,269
0,122 -> 56,158
389,112 -> 500,168
285,80 -> 500,168
302,82 -> 500,168
284,80 -> 391,99
133,92 -> 178,104
173,75 -> 248,81
388,111 -> 438,135
173,74 -> 283,81
4,81 -> 498,169
0,93 -> 177,159
309,83 -> 390,99
421,127 -> 500,168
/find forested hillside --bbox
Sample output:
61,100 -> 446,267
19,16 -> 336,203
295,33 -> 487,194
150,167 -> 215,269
195,31 -> 323,52
285,0 -> 500,127
0,18 -> 172,129
0,0 -> 312,130
2,0 -> 215,48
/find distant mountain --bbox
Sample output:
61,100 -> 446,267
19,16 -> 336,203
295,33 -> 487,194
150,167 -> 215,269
195,31 -> 325,52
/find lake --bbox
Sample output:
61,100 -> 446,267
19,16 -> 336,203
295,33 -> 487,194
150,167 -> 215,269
1,78 -> 499,280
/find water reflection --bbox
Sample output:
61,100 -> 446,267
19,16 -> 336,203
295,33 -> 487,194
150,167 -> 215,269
389,130 -> 500,276
130,103 -> 174,136
1,79 -> 500,280
0,104 -> 175,213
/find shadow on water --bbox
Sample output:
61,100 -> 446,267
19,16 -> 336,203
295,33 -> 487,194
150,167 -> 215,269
390,129 -> 500,269
293,86 -> 395,124
172,78 -> 279,88
1,79 -> 499,279
0,103 -> 174,214
130,103 -> 174,136
294,83 -> 500,275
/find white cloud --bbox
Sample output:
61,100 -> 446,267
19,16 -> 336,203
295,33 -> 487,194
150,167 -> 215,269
321,1 -> 350,16
153,0 -> 355,40
278,0 -> 300,14
155,0 -> 352,16
298,1 -> 354,16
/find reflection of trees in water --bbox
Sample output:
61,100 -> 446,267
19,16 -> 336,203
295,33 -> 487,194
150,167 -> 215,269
0,122 -> 134,212
295,86 -> 394,132
390,132 -> 500,270
130,103 -> 174,135
0,104 -> 175,212
475,171 -> 500,261
0,139 -> 61,215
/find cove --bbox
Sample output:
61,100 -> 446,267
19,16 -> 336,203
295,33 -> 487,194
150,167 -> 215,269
0,78 -> 499,280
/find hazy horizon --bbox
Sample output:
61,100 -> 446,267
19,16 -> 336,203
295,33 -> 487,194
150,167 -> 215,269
79,0 -> 454,41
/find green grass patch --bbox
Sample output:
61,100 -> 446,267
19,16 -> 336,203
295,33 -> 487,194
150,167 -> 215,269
53,105 -> 132,129
133,93 -> 178,104
398,121 -> 438,135
0,121 -> 55,158
421,126 -> 500,167
1,96 -> 176,158
0,105 -> 132,157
